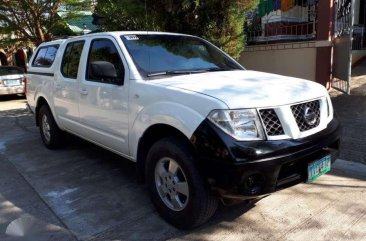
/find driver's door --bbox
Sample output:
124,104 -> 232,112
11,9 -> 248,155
77,36 -> 129,155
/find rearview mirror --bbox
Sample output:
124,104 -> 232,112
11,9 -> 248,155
89,61 -> 123,85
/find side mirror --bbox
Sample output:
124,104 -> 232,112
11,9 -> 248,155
89,61 -> 123,85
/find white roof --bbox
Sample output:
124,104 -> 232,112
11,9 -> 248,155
38,31 -> 195,46
87,31 -> 194,38
38,39 -> 67,47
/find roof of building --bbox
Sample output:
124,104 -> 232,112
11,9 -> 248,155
57,11 -> 98,34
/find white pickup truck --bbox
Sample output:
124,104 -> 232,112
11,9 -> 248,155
26,31 -> 341,229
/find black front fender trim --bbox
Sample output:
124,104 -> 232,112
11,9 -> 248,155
190,117 -> 342,198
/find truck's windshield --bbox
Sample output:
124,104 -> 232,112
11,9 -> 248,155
121,34 -> 243,78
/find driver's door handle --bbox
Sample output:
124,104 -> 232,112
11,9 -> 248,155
79,89 -> 88,95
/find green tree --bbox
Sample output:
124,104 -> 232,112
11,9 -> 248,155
0,0 -> 90,47
94,0 -> 152,31
94,0 -> 259,58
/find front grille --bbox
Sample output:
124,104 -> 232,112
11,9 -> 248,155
259,109 -> 284,136
291,100 -> 320,132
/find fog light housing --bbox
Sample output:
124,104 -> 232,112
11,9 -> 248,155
241,173 -> 264,195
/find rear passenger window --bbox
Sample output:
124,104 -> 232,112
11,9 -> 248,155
61,41 -> 85,79
86,39 -> 124,84
32,45 -> 59,67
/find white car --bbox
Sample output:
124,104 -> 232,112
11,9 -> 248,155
0,66 -> 25,96
26,32 -> 342,228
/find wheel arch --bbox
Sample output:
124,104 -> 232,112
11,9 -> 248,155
136,123 -> 195,183
35,96 -> 49,126
130,102 -> 206,158
129,102 -> 207,182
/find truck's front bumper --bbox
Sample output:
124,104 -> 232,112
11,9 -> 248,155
191,116 -> 342,199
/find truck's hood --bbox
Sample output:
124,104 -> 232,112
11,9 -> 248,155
151,70 -> 327,109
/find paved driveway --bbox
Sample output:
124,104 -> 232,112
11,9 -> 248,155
0,96 -> 366,241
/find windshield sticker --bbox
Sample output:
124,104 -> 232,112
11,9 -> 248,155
125,35 -> 139,40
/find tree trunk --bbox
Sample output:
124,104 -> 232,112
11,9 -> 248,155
34,18 -> 45,45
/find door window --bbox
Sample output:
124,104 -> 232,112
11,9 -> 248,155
61,41 -> 85,79
86,38 -> 124,84
32,45 -> 59,67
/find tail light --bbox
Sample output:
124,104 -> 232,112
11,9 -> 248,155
23,77 -> 27,95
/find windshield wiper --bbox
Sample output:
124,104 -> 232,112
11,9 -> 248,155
147,70 -> 207,77
147,68 -> 233,77
201,67 -> 231,72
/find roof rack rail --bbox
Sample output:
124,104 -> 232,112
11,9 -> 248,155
52,35 -> 75,40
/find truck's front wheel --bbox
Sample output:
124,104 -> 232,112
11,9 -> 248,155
146,137 -> 218,229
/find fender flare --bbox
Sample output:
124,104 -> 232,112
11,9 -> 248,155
129,101 -> 206,159
34,94 -> 62,129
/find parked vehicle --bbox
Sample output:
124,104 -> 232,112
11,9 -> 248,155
26,32 -> 342,229
0,66 -> 25,96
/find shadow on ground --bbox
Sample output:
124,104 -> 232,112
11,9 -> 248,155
0,95 -> 25,102
332,93 -> 366,164
0,108 -> 258,240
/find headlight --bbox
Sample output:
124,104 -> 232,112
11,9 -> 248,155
207,109 -> 265,141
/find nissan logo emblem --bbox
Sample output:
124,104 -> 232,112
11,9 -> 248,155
303,107 -> 317,126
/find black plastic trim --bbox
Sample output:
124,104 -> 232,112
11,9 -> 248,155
27,71 -> 54,76
191,116 -> 342,198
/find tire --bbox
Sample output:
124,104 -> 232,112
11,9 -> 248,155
38,105 -> 63,149
146,137 -> 219,229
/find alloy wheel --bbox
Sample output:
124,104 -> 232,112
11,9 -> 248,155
41,114 -> 51,143
154,157 -> 189,211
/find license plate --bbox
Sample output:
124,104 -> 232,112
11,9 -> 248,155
307,155 -> 331,182
4,80 -> 19,86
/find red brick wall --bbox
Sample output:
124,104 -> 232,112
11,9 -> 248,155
315,0 -> 334,87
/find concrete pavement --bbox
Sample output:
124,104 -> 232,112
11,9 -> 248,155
0,97 -> 366,241
0,153 -> 76,241
0,95 -> 27,112
331,59 -> 366,164
332,95 -> 366,164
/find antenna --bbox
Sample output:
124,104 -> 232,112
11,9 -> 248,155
145,0 -> 148,32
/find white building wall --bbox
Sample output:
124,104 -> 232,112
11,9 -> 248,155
239,42 -> 317,82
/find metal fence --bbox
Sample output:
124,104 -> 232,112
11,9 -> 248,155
245,0 -> 318,45
246,22 -> 316,44
353,25 -> 366,50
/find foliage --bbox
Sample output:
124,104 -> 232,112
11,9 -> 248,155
94,0 -> 152,31
94,0 -> 259,58
0,0 -> 90,47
